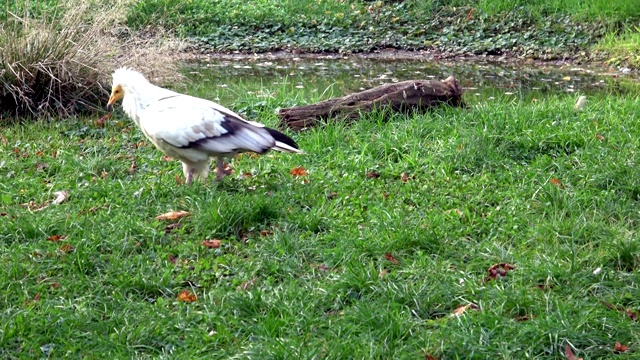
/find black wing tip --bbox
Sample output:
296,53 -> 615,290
266,127 -> 299,150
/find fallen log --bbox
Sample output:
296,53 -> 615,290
278,76 -> 464,131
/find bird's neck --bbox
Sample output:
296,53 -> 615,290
122,82 -> 171,125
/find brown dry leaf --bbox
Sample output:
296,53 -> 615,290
515,314 -> 534,321
316,264 -> 329,271
165,223 -> 182,233
426,354 -> 440,360
550,178 -> 565,189
50,282 -> 61,289
35,163 -> 48,171
601,301 -> 639,321
378,269 -> 390,279
0,212 -> 7,217
242,172 -> 253,178
155,210 -> 190,221
0,135 -> 6,146
366,171 -> 380,178
384,253 -> 400,264
451,303 -> 479,317
24,293 -> 41,306
290,166 -> 308,177
485,263 -> 516,282
128,162 -> 137,175
59,244 -> 75,254
236,278 -> 257,291
202,239 -> 222,249
260,229 -> 273,237
595,134 -> 605,141
565,344 -> 583,360
400,172 -> 409,183
175,174 -> 185,185
96,112 -> 112,127
614,342 -> 628,353
46,235 -> 67,242
327,192 -> 338,200
177,289 -> 197,303
168,254 -> 178,264
161,155 -> 174,161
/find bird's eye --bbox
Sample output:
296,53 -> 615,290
114,89 -> 120,94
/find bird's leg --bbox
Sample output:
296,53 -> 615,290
215,158 -> 233,181
182,162 -> 195,185
186,168 -> 196,185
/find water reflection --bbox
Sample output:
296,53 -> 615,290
184,57 -> 638,101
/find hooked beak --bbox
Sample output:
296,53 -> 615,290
106,95 -> 116,112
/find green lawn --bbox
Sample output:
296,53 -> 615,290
1,71 -> 640,358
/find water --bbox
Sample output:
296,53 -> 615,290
184,57 -> 639,104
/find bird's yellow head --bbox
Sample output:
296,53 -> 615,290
106,85 -> 123,112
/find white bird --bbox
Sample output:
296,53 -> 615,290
106,68 -> 302,184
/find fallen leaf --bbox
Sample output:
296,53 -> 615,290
52,190 -> 69,205
236,278 -> 257,291
550,178 -> 565,189
242,172 -> 253,178
24,293 -> 41,306
0,135 -> 6,146
384,253 -> 400,264
168,254 -> 178,264
400,172 -> 409,182
161,155 -> 173,161
202,239 -> 221,248
465,8 -> 473,21
96,112 -> 112,127
175,174 -> 185,185
595,134 -> 605,141
485,263 -> 516,282
59,244 -> 75,254
177,289 -> 197,303
46,235 -> 67,242
316,264 -> 329,271
562,76 -> 571,81
378,269 -> 390,279
128,162 -> 136,175
35,163 -> 48,171
290,166 -> 308,177
155,210 -> 190,221
327,192 -> 338,199
451,303 -> 479,317
614,342 -> 628,353
601,301 -> 639,321
366,171 -> 380,178
565,344 -> 583,360
165,223 -> 182,233
426,354 -> 440,360
50,282 -> 61,289
574,96 -> 587,110
0,212 -> 7,216
260,229 -> 273,237
515,314 -> 534,321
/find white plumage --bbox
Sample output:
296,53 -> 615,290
106,68 -> 302,184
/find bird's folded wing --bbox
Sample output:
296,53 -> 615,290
140,96 -> 275,154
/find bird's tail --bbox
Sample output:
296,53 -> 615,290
266,127 -> 304,154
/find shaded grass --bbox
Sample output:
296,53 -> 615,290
1,72 -> 640,358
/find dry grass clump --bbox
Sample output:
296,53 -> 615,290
0,0 -> 184,121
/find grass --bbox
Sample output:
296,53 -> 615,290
596,27 -> 640,68
1,66 -> 639,358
